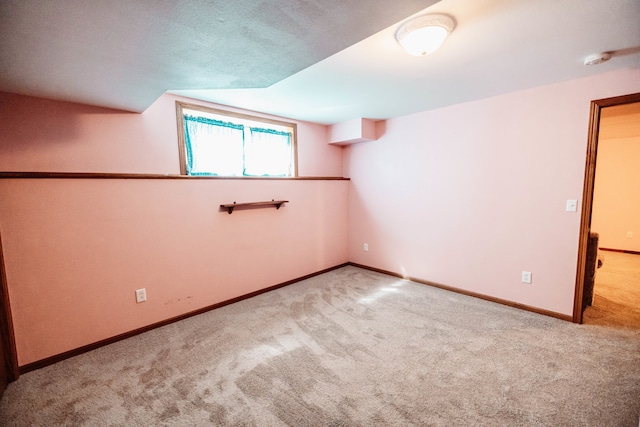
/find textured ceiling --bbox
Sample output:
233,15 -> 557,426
0,0 -> 438,112
172,0 -> 640,123
1,0 -> 639,123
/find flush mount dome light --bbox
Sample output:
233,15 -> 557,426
583,52 -> 611,66
395,14 -> 455,56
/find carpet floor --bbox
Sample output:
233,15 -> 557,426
1,266 -> 639,426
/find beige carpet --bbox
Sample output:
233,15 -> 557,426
1,266 -> 639,426
583,250 -> 640,328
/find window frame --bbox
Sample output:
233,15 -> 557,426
175,101 -> 298,177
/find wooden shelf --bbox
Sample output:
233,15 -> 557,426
220,200 -> 289,214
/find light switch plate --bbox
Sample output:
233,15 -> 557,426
566,199 -> 577,212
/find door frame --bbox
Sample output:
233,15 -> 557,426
0,230 -> 19,386
573,91 -> 640,323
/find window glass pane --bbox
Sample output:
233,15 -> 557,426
177,103 -> 297,177
184,115 -> 244,176
244,127 -> 292,176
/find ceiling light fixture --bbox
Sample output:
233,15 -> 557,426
395,14 -> 455,56
583,52 -> 611,66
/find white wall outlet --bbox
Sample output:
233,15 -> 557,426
521,271 -> 532,284
565,199 -> 578,212
363,243 -> 369,252
135,288 -> 147,303
626,231 -> 633,239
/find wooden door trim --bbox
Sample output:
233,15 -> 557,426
0,231 -> 19,382
573,92 -> 640,323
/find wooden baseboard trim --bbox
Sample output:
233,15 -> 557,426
19,261 -> 574,373
19,263 -> 349,375
348,263 -> 405,279
348,262 -> 573,323
599,248 -> 640,256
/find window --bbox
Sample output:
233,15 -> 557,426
176,102 -> 297,177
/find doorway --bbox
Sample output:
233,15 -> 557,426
0,231 -> 19,398
573,92 -> 640,324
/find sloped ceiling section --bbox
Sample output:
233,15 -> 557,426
173,0 -> 640,124
0,0 -> 439,112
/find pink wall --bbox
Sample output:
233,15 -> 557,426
0,92 -> 343,177
345,69 -> 640,317
591,103 -> 640,252
2,68 -> 639,365
0,93 -> 347,366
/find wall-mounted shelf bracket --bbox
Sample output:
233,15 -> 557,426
220,199 -> 289,214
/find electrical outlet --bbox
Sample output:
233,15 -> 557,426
626,231 -> 633,239
135,288 -> 147,303
364,243 -> 369,252
521,271 -> 532,284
